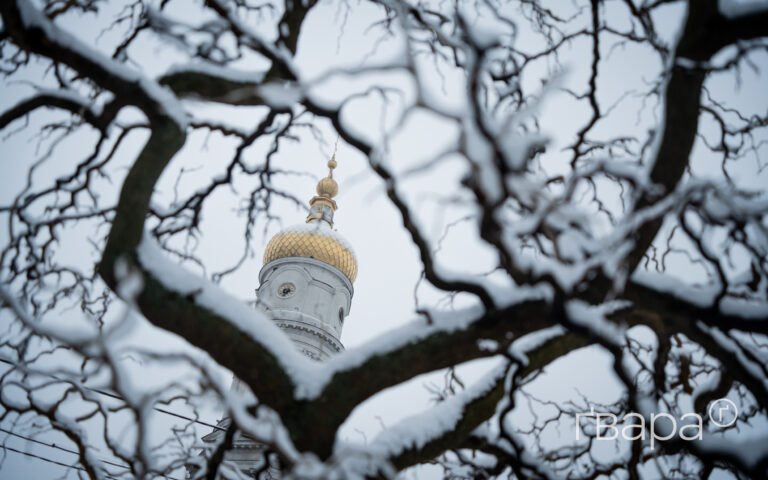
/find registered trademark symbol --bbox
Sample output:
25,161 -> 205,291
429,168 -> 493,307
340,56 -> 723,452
708,398 -> 738,428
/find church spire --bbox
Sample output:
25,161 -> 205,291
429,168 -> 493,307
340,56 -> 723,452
262,139 -> 357,283
306,140 -> 340,227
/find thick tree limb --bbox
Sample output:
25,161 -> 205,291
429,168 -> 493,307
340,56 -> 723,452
294,299 -> 551,457
159,71 -> 268,105
624,0 -> 768,276
0,93 -> 105,131
386,365 -> 509,471
0,0 -> 299,429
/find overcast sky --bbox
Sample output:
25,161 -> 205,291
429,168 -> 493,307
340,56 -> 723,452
1,0 -> 767,478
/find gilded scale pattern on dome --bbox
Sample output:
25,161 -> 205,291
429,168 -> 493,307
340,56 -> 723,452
263,231 -> 357,283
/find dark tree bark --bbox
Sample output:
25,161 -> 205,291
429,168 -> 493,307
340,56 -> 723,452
1,0 -> 767,478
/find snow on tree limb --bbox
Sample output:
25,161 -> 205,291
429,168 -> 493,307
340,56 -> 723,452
1,0 -> 768,478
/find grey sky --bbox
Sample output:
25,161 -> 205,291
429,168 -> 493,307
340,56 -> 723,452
1,0 -> 767,478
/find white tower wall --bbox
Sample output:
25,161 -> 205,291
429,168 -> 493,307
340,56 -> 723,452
257,257 -> 353,360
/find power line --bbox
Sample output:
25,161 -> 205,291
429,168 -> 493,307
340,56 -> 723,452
0,443 -> 185,480
0,426 -> 132,471
0,444 -> 107,476
0,356 -> 225,432
0,356 -> 226,477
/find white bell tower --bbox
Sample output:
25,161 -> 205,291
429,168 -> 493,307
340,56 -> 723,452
257,150 -> 357,360
197,150 -> 357,477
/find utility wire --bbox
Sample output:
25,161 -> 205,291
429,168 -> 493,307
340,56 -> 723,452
0,356 -> 225,432
0,426 -> 129,470
0,444 -> 112,477
0,443 -> 185,480
0,302 -> 227,478
0,357 -> 224,478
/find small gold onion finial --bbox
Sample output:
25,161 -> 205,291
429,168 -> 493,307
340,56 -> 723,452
316,176 -> 338,198
315,138 -> 340,198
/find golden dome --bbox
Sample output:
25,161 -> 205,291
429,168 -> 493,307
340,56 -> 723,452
263,224 -> 357,283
